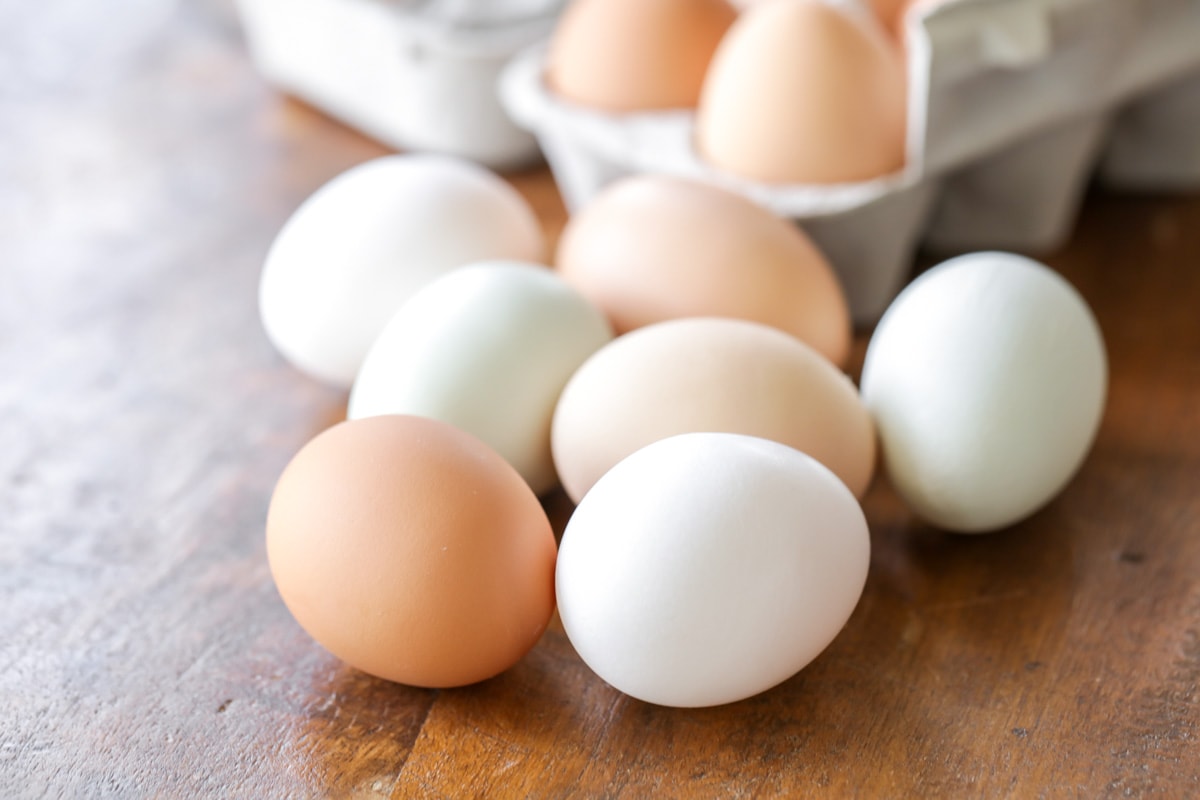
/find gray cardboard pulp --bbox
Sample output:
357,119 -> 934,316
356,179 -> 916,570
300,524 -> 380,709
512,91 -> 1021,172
236,0 -> 565,170
500,0 -> 1200,324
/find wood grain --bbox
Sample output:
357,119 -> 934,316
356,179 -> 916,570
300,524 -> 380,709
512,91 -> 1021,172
2,1 -> 1199,797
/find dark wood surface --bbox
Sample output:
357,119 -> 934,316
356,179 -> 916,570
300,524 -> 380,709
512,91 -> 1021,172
3,2 -> 1199,797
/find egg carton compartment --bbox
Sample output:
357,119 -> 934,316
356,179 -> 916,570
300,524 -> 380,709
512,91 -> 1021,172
923,110 -> 1112,253
911,0 -> 1133,175
501,0 -> 1200,323
235,0 -> 564,169
1099,68 -> 1200,191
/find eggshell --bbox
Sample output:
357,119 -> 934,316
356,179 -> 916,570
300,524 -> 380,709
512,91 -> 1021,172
869,0 -> 908,34
872,0 -> 943,39
551,317 -> 876,504
556,432 -> 870,708
695,0 -> 907,183
545,0 -> 737,112
265,415 -> 557,687
348,261 -> 613,495
860,252 -> 1107,533
555,174 -> 852,366
259,154 -> 544,387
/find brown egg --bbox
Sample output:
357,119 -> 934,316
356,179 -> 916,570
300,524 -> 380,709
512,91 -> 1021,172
870,0 -> 909,34
872,0 -> 945,40
696,0 -> 907,183
556,174 -> 851,366
551,317 -> 876,504
545,0 -> 738,112
266,415 -> 557,688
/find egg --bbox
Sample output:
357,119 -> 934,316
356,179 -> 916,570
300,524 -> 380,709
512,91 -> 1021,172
557,432 -> 870,708
860,252 -> 1108,533
348,261 -> 613,495
551,317 -> 876,504
545,0 -> 738,112
265,415 -> 557,687
259,154 -> 544,387
869,0 -> 908,34
555,175 -> 852,366
872,0 -> 945,39
695,0 -> 907,183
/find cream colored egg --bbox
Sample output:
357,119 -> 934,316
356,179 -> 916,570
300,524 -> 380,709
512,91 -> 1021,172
551,317 -> 876,504
348,261 -> 613,495
696,0 -> 907,183
555,174 -> 852,366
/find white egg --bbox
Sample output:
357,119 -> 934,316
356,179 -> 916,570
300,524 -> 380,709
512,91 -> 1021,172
259,154 -> 544,387
348,261 -> 613,495
860,252 -> 1107,533
556,432 -> 870,708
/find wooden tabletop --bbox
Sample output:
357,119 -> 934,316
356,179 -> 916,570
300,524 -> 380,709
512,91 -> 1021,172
4,2 -> 1199,797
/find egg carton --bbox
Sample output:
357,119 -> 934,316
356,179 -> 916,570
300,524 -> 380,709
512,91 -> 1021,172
500,0 -> 1200,323
236,0 -> 565,169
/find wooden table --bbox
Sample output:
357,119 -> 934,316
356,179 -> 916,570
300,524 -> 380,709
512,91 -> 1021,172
4,2 -> 1199,797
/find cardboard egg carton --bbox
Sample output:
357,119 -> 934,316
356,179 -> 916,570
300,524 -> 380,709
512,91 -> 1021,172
501,0 -> 1200,323
236,0 -> 565,170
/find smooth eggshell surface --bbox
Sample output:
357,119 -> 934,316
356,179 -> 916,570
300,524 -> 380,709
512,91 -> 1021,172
556,432 -> 870,708
265,415 -> 557,687
696,0 -> 907,183
555,174 -> 852,366
259,155 -> 544,387
348,261 -> 613,495
546,0 -> 738,111
551,317 -> 876,504
860,252 -> 1107,533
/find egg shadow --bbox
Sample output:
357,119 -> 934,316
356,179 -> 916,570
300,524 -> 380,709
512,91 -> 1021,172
863,471 -> 1081,665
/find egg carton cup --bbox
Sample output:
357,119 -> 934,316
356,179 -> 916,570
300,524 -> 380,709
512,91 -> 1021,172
236,0 -> 564,169
1099,69 -> 1200,190
500,0 -> 1200,324
922,110 -> 1113,253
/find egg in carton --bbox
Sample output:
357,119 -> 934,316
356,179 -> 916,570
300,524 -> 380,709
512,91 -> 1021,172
501,0 -> 1200,324
236,0 -> 565,169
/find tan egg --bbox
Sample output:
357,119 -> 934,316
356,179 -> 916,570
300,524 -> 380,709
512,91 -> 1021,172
870,0 -> 908,33
545,0 -> 738,112
266,415 -> 557,688
696,0 -> 907,183
555,175 -> 851,367
872,0 -> 944,39
551,317 -> 876,504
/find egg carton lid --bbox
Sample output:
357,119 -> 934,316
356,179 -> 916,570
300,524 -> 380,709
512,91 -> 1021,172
387,0 -> 566,56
